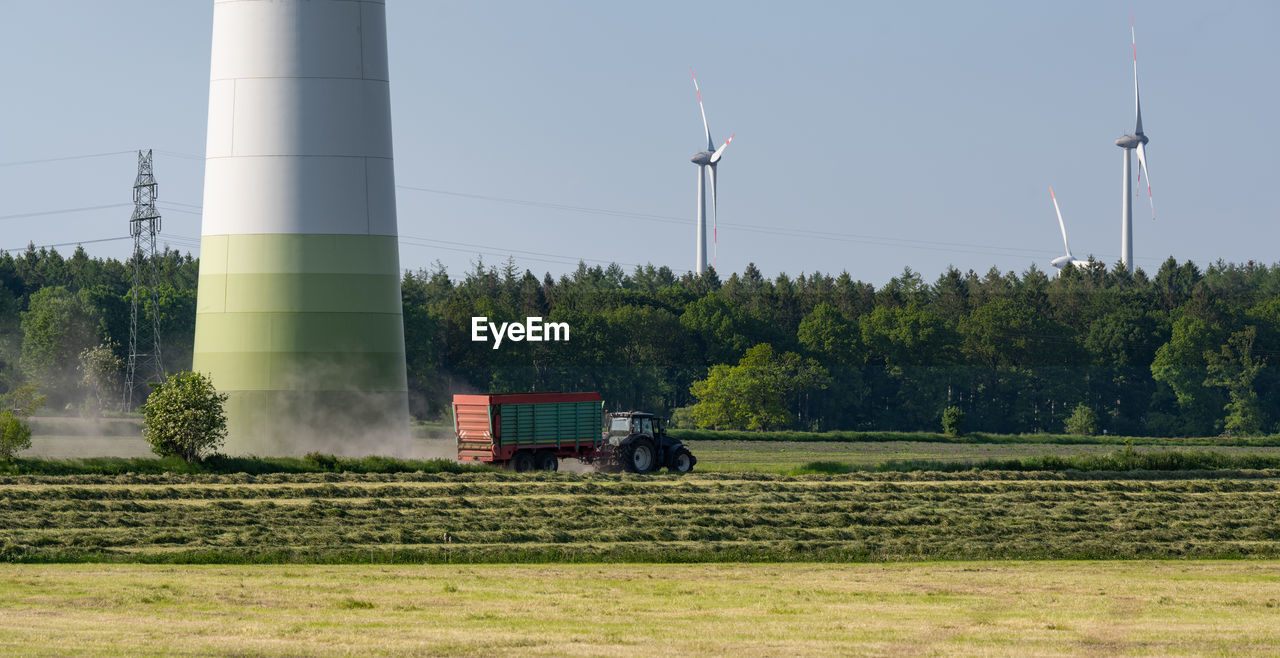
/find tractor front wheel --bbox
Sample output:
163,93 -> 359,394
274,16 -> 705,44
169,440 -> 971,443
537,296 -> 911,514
668,448 -> 695,473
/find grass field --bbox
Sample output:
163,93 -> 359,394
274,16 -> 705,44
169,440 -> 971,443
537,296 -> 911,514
10,424 -> 1280,654
3,471 -> 1279,563
687,439 -> 1280,473
26,423 -> 1280,476
1,561 -> 1277,655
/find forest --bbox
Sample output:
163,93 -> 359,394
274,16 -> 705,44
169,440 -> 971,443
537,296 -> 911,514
2,243 -> 1278,437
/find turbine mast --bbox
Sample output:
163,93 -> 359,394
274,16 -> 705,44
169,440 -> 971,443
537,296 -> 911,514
1121,149 -> 1133,273
696,165 -> 707,274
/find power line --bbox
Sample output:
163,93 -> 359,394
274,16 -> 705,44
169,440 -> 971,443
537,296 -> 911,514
0,148 -> 1196,265
0,236 -> 133,253
0,203 -> 132,222
0,149 -> 204,169
0,151 -> 134,168
153,150 -> 204,161
159,200 -> 203,209
395,184 -> 1168,263
399,234 -> 643,268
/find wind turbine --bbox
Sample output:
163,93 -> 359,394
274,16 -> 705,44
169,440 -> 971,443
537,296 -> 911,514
1049,186 -> 1093,274
1115,13 -> 1155,274
690,68 -> 733,275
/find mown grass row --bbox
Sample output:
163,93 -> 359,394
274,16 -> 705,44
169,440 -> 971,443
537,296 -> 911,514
2,474 -> 1278,563
790,449 -> 1280,474
6,447 -> 1280,478
1,454 -> 492,477
673,429 -> 1280,447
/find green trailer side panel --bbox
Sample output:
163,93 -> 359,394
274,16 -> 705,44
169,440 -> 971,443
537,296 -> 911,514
497,401 -> 602,447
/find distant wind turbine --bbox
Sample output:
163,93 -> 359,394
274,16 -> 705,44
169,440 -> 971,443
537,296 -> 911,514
1049,186 -> 1093,274
690,68 -> 733,274
1115,12 -> 1155,274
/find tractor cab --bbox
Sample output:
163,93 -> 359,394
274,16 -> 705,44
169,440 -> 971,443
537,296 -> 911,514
602,411 -> 695,474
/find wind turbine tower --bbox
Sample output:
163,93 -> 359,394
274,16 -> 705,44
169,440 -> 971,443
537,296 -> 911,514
193,0 -> 409,455
689,69 -> 733,275
1115,13 -> 1155,274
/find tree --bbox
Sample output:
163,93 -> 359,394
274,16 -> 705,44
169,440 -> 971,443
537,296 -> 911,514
941,406 -> 965,436
19,286 -> 98,407
1150,317 -> 1226,436
1204,326 -> 1265,436
141,371 -> 229,461
0,385 -> 43,462
0,411 -> 31,462
3,385 -> 46,418
1064,404 -> 1099,436
689,344 -> 829,430
78,342 -> 123,416
797,303 -> 859,362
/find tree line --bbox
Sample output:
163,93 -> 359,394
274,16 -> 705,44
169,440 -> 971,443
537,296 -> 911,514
404,257 -> 1279,437
3,243 -> 1278,436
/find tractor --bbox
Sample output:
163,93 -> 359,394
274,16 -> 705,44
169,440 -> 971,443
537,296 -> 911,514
597,411 -> 696,474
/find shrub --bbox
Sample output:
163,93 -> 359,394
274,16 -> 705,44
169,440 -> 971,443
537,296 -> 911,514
0,411 -> 33,462
941,406 -> 965,437
78,342 -> 124,416
1064,404 -> 1099,436
141,371 -> 229,462
3,385 -> 46,417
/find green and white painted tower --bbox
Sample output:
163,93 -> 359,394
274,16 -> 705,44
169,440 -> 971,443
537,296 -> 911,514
194,0 -> 408,455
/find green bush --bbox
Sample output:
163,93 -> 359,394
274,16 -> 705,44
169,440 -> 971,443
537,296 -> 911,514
941,407 -> 965,436
141,372 -> 229,462
1064,404 -> 1099,436
2,385 -> 46,418
0,411 -> 33,462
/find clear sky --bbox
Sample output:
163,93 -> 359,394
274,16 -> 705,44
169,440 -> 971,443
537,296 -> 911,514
1,1 -> 1276,285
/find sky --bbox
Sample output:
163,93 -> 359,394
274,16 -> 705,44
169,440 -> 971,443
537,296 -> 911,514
0,1 -> 1276,286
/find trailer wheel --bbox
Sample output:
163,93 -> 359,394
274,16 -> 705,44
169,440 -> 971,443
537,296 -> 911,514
535,452 -> 559,472
512,451 -> 536,472
669,448 -> 695,474
621,437 -> 657,474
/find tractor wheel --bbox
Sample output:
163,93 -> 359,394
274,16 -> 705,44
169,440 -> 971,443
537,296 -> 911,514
535,452 -> 559,472
668,448 -> 695,474
621,437 -> 657,474
512,451 -> 536,473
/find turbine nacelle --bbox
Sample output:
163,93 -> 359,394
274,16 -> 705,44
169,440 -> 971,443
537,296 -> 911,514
1114,133 -> 1148,149
1047,186 -> 1095,274
690,151 -> 714,166
1050,255 -> 1094,271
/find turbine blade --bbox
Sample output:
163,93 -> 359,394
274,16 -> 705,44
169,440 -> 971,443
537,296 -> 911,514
1136,142 -> 1155,220
1050,186 -> 1072,256
1132,12 -> 1143,135
710,134 -> 734,164
709,164 -> 718,268
691,67 -> 713,151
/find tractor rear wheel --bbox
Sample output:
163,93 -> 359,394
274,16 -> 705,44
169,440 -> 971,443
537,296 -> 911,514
668,448 -> 695,473
621,437 -> 657,474
535,451 -> 559,472
512,451 -> 536,472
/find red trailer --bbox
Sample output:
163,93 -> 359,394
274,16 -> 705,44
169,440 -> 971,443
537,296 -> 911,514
453,392 -> 603,471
